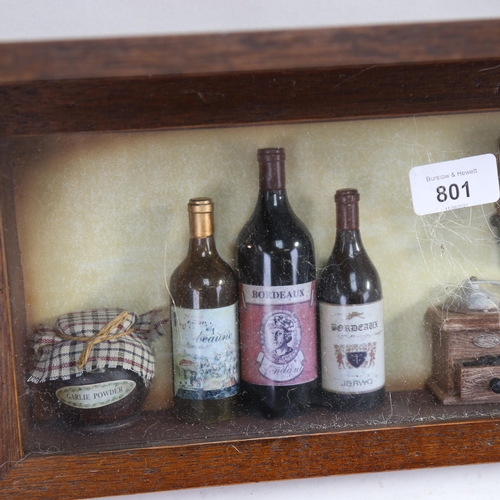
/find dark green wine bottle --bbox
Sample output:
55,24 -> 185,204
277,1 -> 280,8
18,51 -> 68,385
318,189 -> 385,411
236,148 -> 318,419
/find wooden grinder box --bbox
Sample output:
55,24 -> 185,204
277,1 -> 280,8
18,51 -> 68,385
426,306 -> 500,404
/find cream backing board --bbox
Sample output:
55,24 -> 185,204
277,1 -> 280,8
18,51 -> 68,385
9,112 -> 500,409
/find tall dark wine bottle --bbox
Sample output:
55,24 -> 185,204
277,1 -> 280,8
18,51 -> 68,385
236,148 -> 318,419
318,189 -> 385,411
170,197 -> 239,423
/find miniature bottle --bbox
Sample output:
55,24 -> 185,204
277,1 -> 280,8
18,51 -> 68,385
236,148 -> 318,418
318,189 -> 385,411
170,198 -> 239,423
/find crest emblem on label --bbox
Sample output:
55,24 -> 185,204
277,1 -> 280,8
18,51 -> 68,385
347,351 -> 367,368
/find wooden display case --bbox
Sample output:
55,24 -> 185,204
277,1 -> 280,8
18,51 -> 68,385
3,19 -> 500,499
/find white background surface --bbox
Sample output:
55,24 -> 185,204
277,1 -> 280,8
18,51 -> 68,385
3,1 -> 500,499
91,464 -> 500,500
1,0 -> 500,41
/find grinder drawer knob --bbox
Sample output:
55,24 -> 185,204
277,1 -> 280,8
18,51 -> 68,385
490,378 -> 500,393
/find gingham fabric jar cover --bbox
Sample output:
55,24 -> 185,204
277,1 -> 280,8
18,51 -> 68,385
29,308 -> 168,384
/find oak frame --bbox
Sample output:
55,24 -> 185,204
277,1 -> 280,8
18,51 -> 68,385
2,19 -> 500,499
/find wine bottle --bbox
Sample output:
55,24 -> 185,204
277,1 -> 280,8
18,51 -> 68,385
170,197 -> 239,423
318,189 -> 385,411
236,148 -> 318,419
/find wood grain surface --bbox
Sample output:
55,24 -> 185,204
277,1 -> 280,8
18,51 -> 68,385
2,417 -> 500,499
0,143 -> 23,480
1,20 -> 500,84
460,366 -> 500,402
3,60 -> 500,137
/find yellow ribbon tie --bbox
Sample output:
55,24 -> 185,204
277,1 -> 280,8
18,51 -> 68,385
56,311 -> 134,369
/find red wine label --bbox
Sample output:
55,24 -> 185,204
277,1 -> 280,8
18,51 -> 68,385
55,380 -> 136,409
319,300 -> 385,394
171,304 -> 239,400
239,282 -> 317,386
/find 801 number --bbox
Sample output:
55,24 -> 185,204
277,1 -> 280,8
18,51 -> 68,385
436,181 -> 470,202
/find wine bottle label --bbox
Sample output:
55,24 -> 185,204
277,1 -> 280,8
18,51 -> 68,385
239,282 -> 317,386
319,300 -> 385,394
55,380 -> 136,409
171,304 -> 239,400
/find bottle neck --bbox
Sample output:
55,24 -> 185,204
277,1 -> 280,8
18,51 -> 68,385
257,153 -> 291,211
188,235 -> 218,257
259,155 -> 286,191
334,201 -> 363,256
336,200 -> 359,231
334,229 -> 363,256
188,211 -> 217,257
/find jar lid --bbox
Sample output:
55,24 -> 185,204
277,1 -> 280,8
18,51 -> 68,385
29,308 -> 168,384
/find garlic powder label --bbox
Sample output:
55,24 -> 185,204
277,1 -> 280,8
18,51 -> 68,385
56,380 -> 136,409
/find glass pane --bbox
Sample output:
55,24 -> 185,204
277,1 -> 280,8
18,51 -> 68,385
7,110 -> 500,454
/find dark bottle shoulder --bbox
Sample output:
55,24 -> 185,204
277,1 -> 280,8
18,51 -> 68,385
237,192 -> 312,238
235,195 -> 316,285
236,208 -> 314,251
318,253 -> 382,303
236,214 -> 315,262
318,257 -> 381,288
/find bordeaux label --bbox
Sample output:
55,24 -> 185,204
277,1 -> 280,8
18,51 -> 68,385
55,380 -> 136,409
171,304 -> 239,400
319,300 -> 385,394
239,282 -> 317,386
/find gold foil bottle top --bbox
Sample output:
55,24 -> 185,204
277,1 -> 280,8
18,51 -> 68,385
188,197 -> 214,238
188,197 -> 213,213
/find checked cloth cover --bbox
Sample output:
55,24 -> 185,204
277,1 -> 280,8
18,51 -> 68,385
29,308 -> 168,384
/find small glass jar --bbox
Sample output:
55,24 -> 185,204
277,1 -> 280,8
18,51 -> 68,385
29,308 -> 167,433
